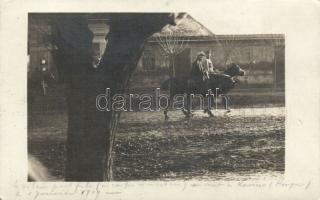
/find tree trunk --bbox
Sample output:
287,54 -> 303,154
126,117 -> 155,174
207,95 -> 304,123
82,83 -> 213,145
170,55 -> 176,78
52,13 -> 178,181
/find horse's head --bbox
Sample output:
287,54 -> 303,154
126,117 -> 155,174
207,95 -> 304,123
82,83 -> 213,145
224,63 -> 245,77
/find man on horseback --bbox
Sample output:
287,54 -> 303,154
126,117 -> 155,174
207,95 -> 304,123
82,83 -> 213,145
205,51 -> 218,75
189,51 -> 210,91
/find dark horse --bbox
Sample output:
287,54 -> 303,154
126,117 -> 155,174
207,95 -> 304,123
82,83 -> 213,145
161,63 -> 245,120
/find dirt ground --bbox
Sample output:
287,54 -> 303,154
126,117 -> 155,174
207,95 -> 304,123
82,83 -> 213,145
28,106 -> 285,181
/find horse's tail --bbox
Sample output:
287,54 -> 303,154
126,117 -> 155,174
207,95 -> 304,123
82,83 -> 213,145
161,78 -> 172,90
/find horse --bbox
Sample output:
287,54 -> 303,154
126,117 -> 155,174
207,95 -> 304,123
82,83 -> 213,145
161,63 -> 245,120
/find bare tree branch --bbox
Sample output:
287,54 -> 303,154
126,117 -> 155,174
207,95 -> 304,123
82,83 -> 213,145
156,32 -> 189,77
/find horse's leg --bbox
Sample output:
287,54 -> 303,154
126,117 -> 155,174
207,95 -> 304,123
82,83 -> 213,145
164,101 -> 170,121
203,92 -> 208,113
182,94 -> 191,118
226,95 -> 231,112
182,94 -> 192,118
202,80 -> 213,116
184,82 -> 193,118
206,96 -> 214,117
164,109 -> 169,121
182,109 -> 189,117
222,95 -> 231,113
182,109 -> 192,118
182,95 -> 188,116
204,92 -> 214,117
187,93 -> 194,117
207,108 -> 214,117
164,94 -> 173,121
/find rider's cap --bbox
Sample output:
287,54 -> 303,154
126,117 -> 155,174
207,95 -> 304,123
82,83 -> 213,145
197,51 -> 206,57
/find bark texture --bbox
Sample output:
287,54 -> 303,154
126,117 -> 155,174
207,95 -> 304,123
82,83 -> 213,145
52,13 -> 179,181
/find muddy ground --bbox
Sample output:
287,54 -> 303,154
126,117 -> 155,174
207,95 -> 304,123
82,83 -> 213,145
28,106 -> 285,181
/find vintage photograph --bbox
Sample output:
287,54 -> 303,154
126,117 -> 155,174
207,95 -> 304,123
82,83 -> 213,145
27,13 -> 285,182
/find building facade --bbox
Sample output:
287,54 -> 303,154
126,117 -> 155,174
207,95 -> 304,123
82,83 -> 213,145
132,15 -> 284,89
28,14 -> 285,91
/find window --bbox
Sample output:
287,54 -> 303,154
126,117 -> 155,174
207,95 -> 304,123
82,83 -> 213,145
142,50 -> 155,70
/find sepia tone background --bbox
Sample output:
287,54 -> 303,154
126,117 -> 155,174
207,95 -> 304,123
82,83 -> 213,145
1,0 -> 320,199
27,12 -> 285,181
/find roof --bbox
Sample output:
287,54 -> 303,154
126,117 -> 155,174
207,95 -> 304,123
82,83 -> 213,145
150,14 -> 284,43
212,34 -> 285,40
148,34 -> 285,43
151,14 -> 215,38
